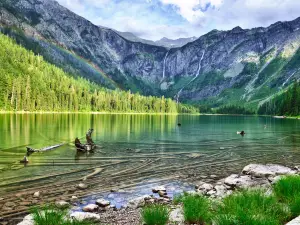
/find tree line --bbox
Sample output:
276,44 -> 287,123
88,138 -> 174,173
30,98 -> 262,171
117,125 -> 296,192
0,33 -> 198,114
258,80 -> 300,116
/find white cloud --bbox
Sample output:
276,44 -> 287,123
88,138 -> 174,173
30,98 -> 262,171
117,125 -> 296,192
56,0 -> 300,41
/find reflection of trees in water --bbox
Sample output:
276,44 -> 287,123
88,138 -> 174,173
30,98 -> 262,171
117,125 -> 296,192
0,114 -> 178,148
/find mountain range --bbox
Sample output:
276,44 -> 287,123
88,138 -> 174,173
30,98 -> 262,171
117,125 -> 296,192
1,0 -> 300,110
115,31 -> 197,48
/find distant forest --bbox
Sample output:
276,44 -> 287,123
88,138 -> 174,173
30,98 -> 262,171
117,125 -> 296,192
0,33 -> 198,114
258,80 -> 300,116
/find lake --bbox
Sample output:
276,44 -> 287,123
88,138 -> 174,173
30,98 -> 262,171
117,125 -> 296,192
1,114 -> 300,207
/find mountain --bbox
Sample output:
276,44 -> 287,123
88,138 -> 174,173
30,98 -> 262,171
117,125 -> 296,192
0,32 -> 194,113
115,31 -> 198,48
1,0 -> 300,110
155,36 -> 198,48
114,31 -> 158,46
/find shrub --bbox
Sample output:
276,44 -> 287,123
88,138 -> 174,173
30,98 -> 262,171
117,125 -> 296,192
31,205 -> 94,225
214,189 -> 289,225
181,194 -> 211,224
141,204 -> 169,225
274,176 -> 300,218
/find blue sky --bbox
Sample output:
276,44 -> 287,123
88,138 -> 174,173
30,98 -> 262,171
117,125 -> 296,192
56,0 -> 300,40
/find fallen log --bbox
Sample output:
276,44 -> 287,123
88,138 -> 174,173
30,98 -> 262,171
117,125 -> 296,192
26,143 -> 64,153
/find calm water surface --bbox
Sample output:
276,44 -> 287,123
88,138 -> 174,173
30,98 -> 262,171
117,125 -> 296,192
0,114 -> 300,204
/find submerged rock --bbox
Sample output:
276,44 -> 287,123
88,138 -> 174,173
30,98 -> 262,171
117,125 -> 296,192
33,191 -> 40,198
77,183 -> 88,190
242,164 -> 296,178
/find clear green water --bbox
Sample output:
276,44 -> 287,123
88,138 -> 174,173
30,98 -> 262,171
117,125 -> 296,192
1,114 -> 300,195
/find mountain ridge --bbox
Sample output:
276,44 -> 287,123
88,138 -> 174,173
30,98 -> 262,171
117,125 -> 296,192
1,0 -> 300,110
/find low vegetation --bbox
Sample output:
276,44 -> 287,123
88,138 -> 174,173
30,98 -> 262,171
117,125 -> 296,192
142,176 -> 300,225
31,205 -> 95,225
214,189 -> 289,225
181,194 -> 211,224
141,204 -> 169,225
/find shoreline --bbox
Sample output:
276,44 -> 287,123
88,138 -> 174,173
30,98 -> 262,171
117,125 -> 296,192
0,111 -> 200,115
7,163 -> 300,225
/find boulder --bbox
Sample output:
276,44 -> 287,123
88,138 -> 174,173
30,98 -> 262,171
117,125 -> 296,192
82,204 -> 99,212
242,164 -> 296,178
70,212 -> 101,222
198,183 -> 213,193
224,174 -> 269,189
96,199 -> 110,207
206,190 -> 216,196
152,186 -> 166,193
214,185 -> 228,198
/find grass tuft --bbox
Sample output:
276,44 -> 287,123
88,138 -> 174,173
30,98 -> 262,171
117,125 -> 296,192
141,204 -> 169,225
181,194 -> 211,224
31,204 -> 94,225
274,175 -> 300,217
214,189 -> 289,225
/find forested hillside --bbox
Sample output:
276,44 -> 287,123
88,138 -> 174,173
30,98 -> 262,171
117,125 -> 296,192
0,33 -> 197,113
258,81 -> 300,116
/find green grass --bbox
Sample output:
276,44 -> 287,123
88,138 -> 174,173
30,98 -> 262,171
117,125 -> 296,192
31,205 -> 95,225
273,175 -> 300,217
181,194 -> 212,224
141,204 -> 169,225
214,189 -> 289,225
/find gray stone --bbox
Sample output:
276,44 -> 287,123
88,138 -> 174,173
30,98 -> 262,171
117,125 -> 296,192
82,204 -> 99,212
55,201 -> 70,209
17,215 -> 34,225
214,185 -> 228,198
33,191 -> 40,198
70,212 -> 101,222
198,183 -> 214,193
77,183 -> 88,190
152,186 -> 166,193
224,174 -> 269,189
96,199 -> 110,207
128,195 -> 152,209
242,164 -> 296,178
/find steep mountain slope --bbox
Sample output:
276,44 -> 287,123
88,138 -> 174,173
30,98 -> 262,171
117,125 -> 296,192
1,0 -> 300,109
0,32 -> 190,113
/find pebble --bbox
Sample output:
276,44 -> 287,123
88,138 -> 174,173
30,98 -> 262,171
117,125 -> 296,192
33,191 -> 40,198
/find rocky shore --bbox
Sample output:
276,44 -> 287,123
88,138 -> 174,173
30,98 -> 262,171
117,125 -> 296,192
14,163 -> 300,225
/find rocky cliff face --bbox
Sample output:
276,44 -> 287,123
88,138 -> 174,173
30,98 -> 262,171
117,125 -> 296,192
1,0 -> 300,107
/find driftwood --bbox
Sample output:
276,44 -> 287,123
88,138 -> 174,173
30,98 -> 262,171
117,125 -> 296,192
75,129 -> 96,152
26,143 -> 64,153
